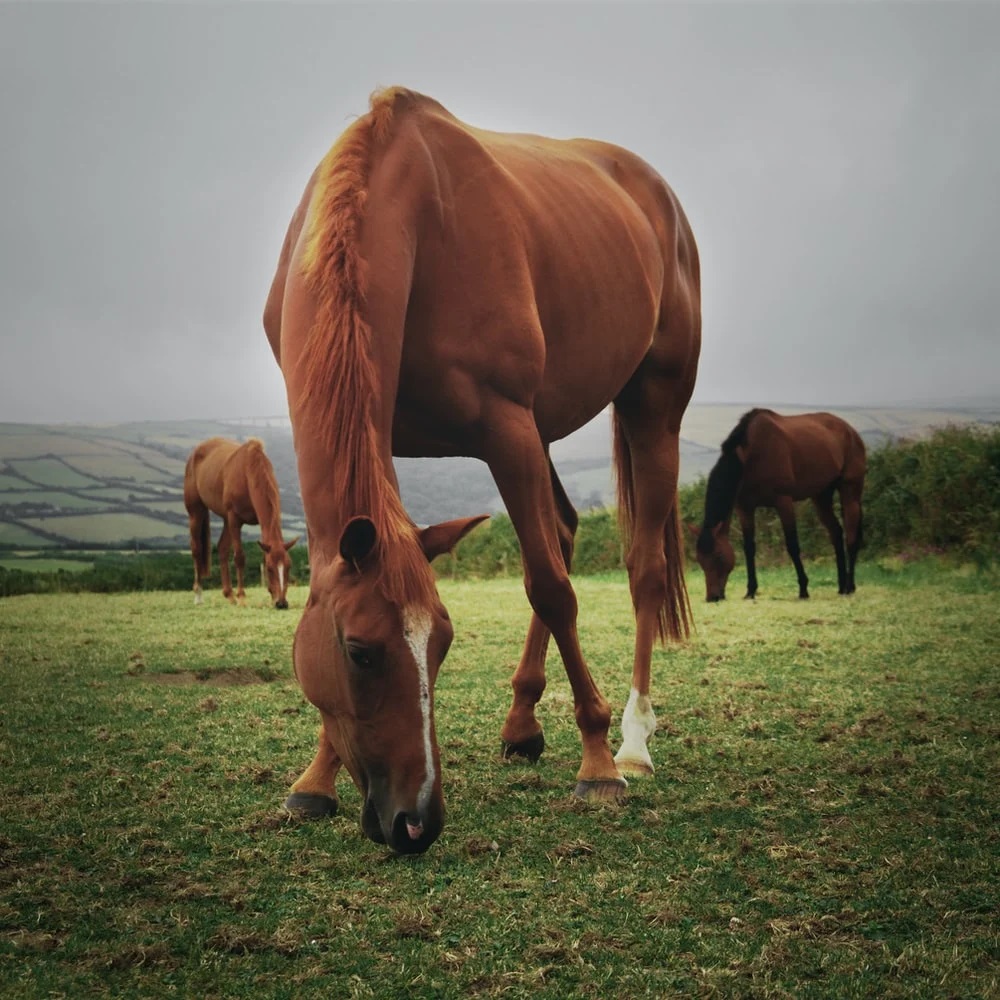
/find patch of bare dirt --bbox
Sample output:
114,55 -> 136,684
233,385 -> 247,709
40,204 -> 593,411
138,667 -> 276,687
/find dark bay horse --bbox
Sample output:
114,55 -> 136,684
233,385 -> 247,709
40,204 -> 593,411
264,87 -> 701,853
183,437 -> 298,608
694,409 -> 866,602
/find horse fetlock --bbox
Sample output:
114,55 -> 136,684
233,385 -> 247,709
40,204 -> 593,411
614,747 -> 654,778
501,730 -> 546,763
284,791 -> 339,819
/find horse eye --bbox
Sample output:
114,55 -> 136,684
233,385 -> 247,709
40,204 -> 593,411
346,642 -> 373,669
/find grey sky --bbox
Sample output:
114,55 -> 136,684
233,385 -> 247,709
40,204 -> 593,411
1,1 -> 998,424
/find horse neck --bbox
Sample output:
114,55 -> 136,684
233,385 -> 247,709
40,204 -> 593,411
701,450 -> 744,537
244,451 -> 284,546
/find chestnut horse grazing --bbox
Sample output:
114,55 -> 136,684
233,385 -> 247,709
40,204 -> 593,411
183,437 -> 299,608
265,87 -> 701,853
694,409 -> 866,602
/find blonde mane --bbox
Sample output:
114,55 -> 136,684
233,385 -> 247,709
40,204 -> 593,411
242,439 -> 283,543
294,87 -> 435,607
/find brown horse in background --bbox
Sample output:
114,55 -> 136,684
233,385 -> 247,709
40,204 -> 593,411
694,409 -> 866,601
183,437 -> 299,608
264,87 -> 701,853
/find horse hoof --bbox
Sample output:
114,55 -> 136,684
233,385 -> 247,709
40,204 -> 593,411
284,792 -> 338,818
744,592 -> 756,600
615,756 -> 654,778
573,777 -> 628,803
501,731 -> 545,762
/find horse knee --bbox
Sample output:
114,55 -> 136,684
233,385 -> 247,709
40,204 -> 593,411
626,551 -> 668,608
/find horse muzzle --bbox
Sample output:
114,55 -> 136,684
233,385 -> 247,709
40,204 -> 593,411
361,790 -> 443,855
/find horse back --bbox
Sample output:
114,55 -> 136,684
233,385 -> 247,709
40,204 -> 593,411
184,437 -> 242,517
359,95 -> 700,447
742,411 -> 864,503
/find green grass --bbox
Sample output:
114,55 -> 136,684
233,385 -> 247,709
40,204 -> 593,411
0,563 -> 997,998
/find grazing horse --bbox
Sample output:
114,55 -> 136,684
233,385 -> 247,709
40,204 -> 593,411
693,409 -> 866,602
183,437 -> 299,608
264,87 -> 701,853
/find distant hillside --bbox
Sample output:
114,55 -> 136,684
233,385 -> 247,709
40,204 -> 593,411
1,402 -> 997,550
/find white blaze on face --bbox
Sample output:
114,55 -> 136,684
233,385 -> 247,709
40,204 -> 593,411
277,564 -> 285,594
402,606 -> 435,814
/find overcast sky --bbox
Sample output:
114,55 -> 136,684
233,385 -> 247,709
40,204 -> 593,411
1,1 -> 998,425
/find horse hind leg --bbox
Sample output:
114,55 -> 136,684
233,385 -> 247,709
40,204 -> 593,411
812,486 -> 848,593
840,482 -> 864,594
775,496 -> 809,598
501,457 -> 578,764
612,392 -> 689,778
186,503 -> 211,605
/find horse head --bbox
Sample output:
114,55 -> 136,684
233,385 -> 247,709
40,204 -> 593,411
693,521 -> 735,602
260,537 -> 299,609
293,513 -> 487,854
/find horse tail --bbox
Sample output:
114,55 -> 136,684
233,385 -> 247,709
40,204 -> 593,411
612,410 -> 692,643
662,500 -> 693,641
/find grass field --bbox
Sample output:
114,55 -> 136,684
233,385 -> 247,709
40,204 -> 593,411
1,561 -> 997,998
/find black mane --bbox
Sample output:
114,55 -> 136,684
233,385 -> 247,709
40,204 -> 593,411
696,409 -> 764,553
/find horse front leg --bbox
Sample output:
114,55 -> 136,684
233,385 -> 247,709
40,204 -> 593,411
502,459 -> 578,763
285,717 -> 342,818
775,497 -> 809,598
738,506 -> 759,599
485,405 -> 624,801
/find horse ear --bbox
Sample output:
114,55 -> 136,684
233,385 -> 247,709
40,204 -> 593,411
419,514 -> 490,562
339,517 -> 377,568
285,535 -> 300,552
687,522 -> 700,537
712,521 -> 727,539
259,541 -> 272,554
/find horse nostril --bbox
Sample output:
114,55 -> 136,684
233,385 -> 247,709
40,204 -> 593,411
275,599 -> 288,610
390,811 -> 436,855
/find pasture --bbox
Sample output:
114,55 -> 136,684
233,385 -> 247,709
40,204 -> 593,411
1,562 -> 997,998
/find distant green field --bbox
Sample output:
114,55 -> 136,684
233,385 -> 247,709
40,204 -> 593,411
77,486 -> 166,502
0,474 -> 32,491
67,453 -> 184,482
140,500 -> 188,515
0,523 -> 56,547
7,458 -> 101,489
0,491 -> 111,510
21,512 -> 187,545
0,432 -> 111,459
